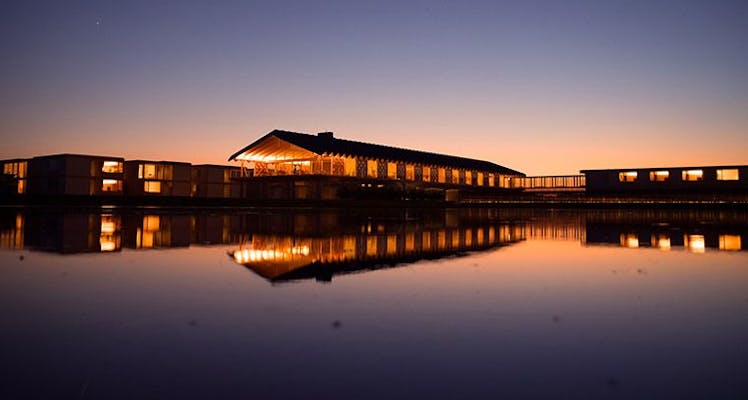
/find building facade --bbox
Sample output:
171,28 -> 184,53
123,160 -> 192,197
190,164 -> 241,199
228,130 -> 525,200
25,154 -> 125,196
582,165 -> 748,194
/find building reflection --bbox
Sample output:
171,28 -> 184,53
231,223 -> 526,282
585,213 -> 748,253
1,208 -> 746,262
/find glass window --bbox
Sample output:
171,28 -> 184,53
144,181 -> 161,193
406,165 -> 415,181
649,171 -> 669,182
367,160 -> 377,178
619,171 -> 638,182
102,161 -> 123,173
682,170 -> 703,181
387,162 -> 397,179
717,169 -> 739,181
102,179 -> 122,192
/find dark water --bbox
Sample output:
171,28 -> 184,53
1,207 -> 747,399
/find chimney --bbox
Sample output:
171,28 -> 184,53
317,131 -> 334,139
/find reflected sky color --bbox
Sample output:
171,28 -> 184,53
1,1 -> 747,175
1,208 -> 747,398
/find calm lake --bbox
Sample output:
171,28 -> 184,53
1,207 -> 747,399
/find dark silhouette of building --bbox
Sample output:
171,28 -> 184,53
582,165 -> 748,195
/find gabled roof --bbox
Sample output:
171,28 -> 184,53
229,130 -> 524,176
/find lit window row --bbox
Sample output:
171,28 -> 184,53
619,168 -> 739,183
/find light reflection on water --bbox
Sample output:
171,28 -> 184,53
0,207 -> 747,399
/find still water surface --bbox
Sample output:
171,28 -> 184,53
1,207 -> 747,399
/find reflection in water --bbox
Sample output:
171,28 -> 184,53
231,223 -> 525,282
0,208 -> 746,271
1,207 -> 748,399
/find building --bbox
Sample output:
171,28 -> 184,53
123,160 -> 192,197
1,158 -> 29,195
26,154 -> 125,196
582,165 -> 748,194
190,164 -> 241,199
228,130 -> 525,200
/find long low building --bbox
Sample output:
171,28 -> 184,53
228,130 -> 525,200
582,165 -> 748,194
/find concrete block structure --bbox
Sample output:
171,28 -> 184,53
123,160 -> 192,197
26,154 -> 125,196
582,165 -> 748,194
190,164 -> 241,199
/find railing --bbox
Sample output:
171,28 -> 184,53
515,175 -> 586,191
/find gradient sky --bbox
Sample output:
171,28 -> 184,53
1,0 -> 746,175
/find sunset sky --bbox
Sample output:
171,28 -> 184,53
1,0 -> 746,175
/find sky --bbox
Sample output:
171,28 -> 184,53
1,0 -> 746,175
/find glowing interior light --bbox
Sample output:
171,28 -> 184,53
685,234 -> 705,253
620,233 -> 639,248
100,238 -> 116,252
102,161 -> 122,173
716,169 -> 739,181
651,234 -> 671,250
682,170 -> 703,181
619,171 -> 638,182
649,171 -> 669,182
719,235 -> 741,251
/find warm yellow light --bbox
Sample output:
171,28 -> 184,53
649,171 -> 669,182
685,234 -> 705,253
144,181 -> 161,193
719,235 -> 741,251
102,161 -> 122,173
619,171 -> 638,182
101,221 -> 116,234
651,234 -> 671,250
620,233 -> 639,248
100,238 -> 116,252
717,169 -> 739,181
682,170 -> 703,181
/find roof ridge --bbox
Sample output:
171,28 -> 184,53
278,130 -> 504,167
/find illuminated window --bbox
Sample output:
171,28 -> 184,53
682,170 -> 703,181
102,179 -> 122,192
488,174 -> 495,187
3,161 -> 27,178
477,172 -> 484,186
452,169 -> 460,184
438,168 -> 446,183
422,166 -> 431,182
144,181 -> 162,193
387,162 -> 397,179
717,169 -> 739,181
102,161 -> 123,173
619,171 -> 638,182
343,157 -> 357,176
406,165 -> 415,181
465,172 -> 472,185
367,160 -> 377,178
649,171 -> 669,182
719,235 -> 741,251
17,180 -> 26,194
